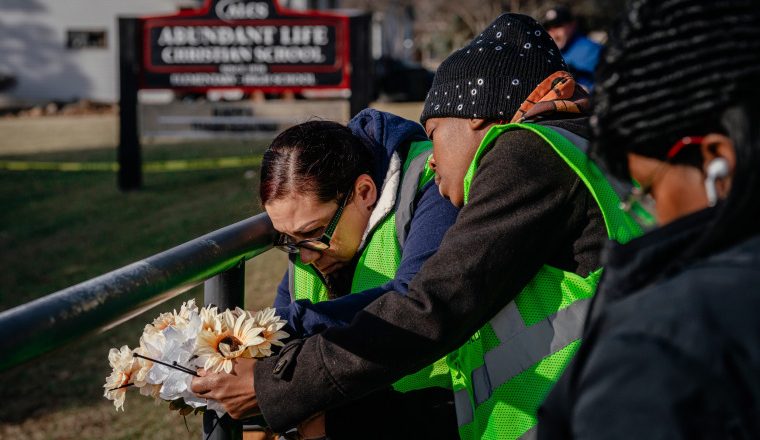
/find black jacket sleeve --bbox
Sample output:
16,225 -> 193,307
254,126 -> 606,431
570,331 -> 708,440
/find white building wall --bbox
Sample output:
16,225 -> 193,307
0,0 -> 194,103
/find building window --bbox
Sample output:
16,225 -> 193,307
66,30 -> 107,49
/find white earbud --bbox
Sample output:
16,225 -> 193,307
704,158 -> 729,207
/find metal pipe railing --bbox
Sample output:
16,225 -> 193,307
0,212 -> 277,372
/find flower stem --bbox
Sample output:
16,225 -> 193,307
133,353 -> 200,377
109,382 -> 134,391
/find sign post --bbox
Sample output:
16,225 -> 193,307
349,12 -> 372,117
118,17 -> 143,191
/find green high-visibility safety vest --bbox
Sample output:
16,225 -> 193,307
290,140 -> 451,393
451,123 -> 642,440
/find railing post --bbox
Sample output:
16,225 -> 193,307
203,260 -> 245,440
204,259 -> 245,311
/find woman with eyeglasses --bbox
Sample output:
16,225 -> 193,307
259,109 -> 459,439
537,0 -> 760,437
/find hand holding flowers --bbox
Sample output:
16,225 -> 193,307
103,299 -> 288,417
191,356 -> 261,420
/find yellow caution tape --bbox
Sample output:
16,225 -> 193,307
0,155 -> 262,173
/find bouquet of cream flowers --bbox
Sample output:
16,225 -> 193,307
103,299 -> 289,415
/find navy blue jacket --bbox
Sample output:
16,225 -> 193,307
272,109 -> 459,338
562,34 -> 601,91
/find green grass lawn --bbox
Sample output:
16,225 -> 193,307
0,141 -> 286,439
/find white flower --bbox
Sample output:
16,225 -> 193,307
157,346 -> 196,401
143,299 -> 199,336
199,305 -> 220,332
173,299 -> 199,330
141,322 -> 201,400
133,303 -> 203,403
178,299 -> 199,319
104,302 -> 285,416
250,307 -> 290,357
103,345 -> 140,411
133,331 -> 164,389
194,309 -> 265,373
143,311 -> 175,337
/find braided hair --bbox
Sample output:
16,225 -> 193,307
592,0 -> 760,259
592,0 -> 760,177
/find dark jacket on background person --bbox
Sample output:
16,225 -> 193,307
253,115 -> 609,432
561,34 -> 601,91
538,208 -> 760,439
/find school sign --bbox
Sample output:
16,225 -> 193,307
118,0 -> 370,191
141,0 -> 351,92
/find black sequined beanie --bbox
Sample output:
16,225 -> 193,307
420,13 -> 567,125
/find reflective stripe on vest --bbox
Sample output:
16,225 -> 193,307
452,123 -> 642,440
452,298 -> 592,423
476,297 -> 591,405
291,140 -> 452,393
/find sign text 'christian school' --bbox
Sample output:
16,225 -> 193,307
140,0 -> 350,91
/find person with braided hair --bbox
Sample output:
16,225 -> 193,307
538,0 -> 760,437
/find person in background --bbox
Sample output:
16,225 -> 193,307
192,13 -> 640,440
538,0 -> 760,437
542,4 -> 602,91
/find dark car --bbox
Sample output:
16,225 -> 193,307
373,56 -> 434,102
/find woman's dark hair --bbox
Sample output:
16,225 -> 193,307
260,120 -> 373,205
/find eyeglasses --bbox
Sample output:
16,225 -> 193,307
620,136 -> 704,228
620,182 -> 658,229
274,191 -> 352,254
